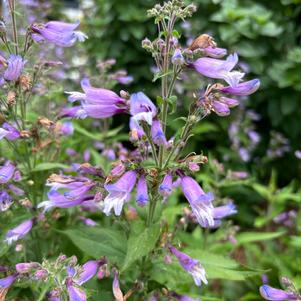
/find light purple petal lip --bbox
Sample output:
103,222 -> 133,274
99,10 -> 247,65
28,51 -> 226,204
221,79 -> 260,95
259,285 -> 297,300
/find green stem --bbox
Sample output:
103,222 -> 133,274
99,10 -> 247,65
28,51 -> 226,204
142,123 -> 159,166
8,0 -> 19,55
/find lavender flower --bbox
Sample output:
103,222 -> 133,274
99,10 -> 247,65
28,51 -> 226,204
103,170 -> 137,216
38,190 -> 87,212
136,175 -> 149,206
181,176 -> 214,228
5,219 -> 33,245
60,121 -> 74,136
193,53 -> 244,87
159,173 -> 173,197
169,246 -> 208,286
31,20 -> 87,47
2,55 -> 26,81
66,78 -> 127,119
172,48 -> 185,65
130,92 -> 157,126
0,161 -> 15,184
112,271 -> 124,301
66,278 -> 87,301
220,79 -> 260,96
78,216 -> 98,227
0,274 -> 17,288
151,119 -> 167,146
259,285 -> 298,300
0,191 -> 13,211
75,259 -> 105,285
0,123 -> 20,141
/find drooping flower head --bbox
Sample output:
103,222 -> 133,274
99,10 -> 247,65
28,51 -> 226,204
31,20 -> 87,47
181,176 -> 214,228
169,245 -> 208,286
259,285 -> 298,301
103,170 -> 137,216
75,259 -> 106,285
5,219 -> 33,245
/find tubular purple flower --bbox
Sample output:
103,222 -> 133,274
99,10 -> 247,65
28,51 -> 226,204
136,175 -> 149,207
151,119 -> 167,146
0,123 -> 20,141
0,191 -> 13,211
3,55 -> 26,81
181,176 -> 214,228
212,100 -> 230,116
112,271 -> 124,301
60,121 -> 74,136
169,246 -> 208,286
31,20 -> 87,47
78,216 -> 98,227
38,190 -> 87,211
66,78 -> 127,119
130,92 -> 157,126
66,278 -> 87,301
63,182 -> 95,200
5,219 -> 33,245
203,46 -> 227,58
0,274 -> 17,288
159,173 -> 173,197
103,170 -> 137,216
193,53 -> 244,87
0,161 -> 15,184
16,262 -> 38,273
172,48 -> 185,65
59,106 -> 86,119
219,97 -> 239,108
213,202 -> 237,219
259,285 -> 298,301
75,260 -> 102,285
221,79 -> 260,96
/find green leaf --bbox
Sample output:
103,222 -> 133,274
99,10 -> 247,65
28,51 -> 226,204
32,162 -> 69,172
61,227 -> 127,265
236,231 -> 285,245
121,222 -> 160,271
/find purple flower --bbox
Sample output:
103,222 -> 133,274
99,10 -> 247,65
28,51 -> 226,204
31,20 -> 87,47
2,55 -> 26,82
0,161 -> 15,184
151,119 -> 167,146
169,246 -> 208,286
66,78 -> 127,119
38,190 -> 87,211
0,123 -> 20,141
172,48 -> 185,65
193,53 -> 244,87
0,191 -> 13,211
103,170 -> 137,216
213,202 -> 237,219
60,121 -> 74,136
130,92 -> 157,126
112,271 -> 124,301
78,216 -> 98,227
220,79 -> 260,96
203,46 -> 227,58
116,75 -> 133,85
136,175 -> 149,206
75,260 -> 104,285
5,219 -> 33,245
66,278 -> 87,301
259,285 -> 298,300
59,106 -> 86,119
181,176 -> 214,228
159,173 -> 173,197
0,274 -> 17,288
212,100 -> 230,116
294,150 -> 301,159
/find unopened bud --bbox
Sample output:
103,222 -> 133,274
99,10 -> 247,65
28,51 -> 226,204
15,244 -> 23,252
19,75 -> 31,91
142,38 -> 152,50
120,90 -> 129,99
